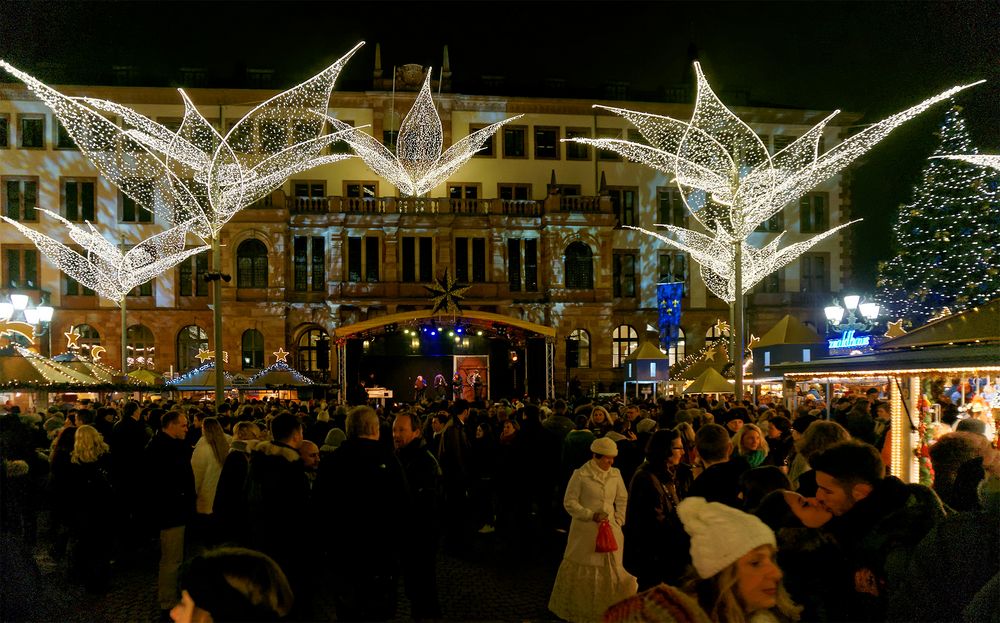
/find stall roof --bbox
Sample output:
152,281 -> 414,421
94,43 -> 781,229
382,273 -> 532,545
771,342 -> 1000,378
754,314 -> 824,348
624,342 -> 670,362
878,299 -> 1000,350
683,367 -> 735,394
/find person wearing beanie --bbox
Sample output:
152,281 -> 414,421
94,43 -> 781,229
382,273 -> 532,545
604,497 -> 799,623
549,436 -> 637,622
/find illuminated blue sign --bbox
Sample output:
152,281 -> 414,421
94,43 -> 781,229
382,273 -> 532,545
828,329 -> 871,349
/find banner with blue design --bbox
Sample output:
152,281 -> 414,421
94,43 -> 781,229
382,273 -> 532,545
658,282 -> 684,351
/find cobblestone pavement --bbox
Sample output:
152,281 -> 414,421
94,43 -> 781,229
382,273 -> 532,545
14,524 -> 569,623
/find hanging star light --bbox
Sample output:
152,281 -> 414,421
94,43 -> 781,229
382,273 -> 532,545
195,348 -> 214,363
2,210 -> 208,305
934,154 -> 1000,171
272,347 -> 290,363
0,42 -> 363,240
328,70 -> 523,196
567,64 -> 983,301
884,319 -> 908,339
747,334 -> 761,350
426,269 -> 471,315
64,326 -> 82,349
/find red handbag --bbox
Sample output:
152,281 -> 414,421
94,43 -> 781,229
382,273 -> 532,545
595,519 -> 618,553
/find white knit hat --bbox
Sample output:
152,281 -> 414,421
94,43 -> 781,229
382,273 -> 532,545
677,497 -> 776,579
590,437 -> 619,457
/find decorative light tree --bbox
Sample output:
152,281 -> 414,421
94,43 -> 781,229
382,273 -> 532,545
2,210 -> 207,371
877,104 -> 1000,326
1,42 -> 363,405
568,62 -> 981,398
329,70 -> 522,197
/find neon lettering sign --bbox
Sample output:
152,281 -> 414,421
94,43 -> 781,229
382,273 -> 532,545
828,329 -> 871,349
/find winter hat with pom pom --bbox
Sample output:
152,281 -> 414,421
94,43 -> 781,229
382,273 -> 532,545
677,497 -> 776,579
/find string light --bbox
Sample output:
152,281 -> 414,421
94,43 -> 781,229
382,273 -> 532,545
876,105 -> 1000,325
935,154 -> 1000,171
247,360 -> 315,388
1,210 -> 208,304
567,62 -> 983,300
329,70 -> 522,196
0,41 -> 363,240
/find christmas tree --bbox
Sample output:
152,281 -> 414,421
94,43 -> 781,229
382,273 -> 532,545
877,104 -> 1000,326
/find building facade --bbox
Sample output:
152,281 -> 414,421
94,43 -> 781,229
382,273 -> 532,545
0,63 -> 858,399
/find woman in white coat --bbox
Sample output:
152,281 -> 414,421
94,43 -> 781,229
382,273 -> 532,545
549,437 -> 637,622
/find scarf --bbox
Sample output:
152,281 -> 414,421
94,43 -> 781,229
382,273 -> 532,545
745,449 -> 766,468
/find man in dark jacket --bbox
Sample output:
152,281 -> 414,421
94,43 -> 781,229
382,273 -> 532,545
437,399 -> 474,555
317,405 -> 408,621
812,440 -> 946,622
110,401 -> 150,560
687,423 -> 750,508
393,411 -> 443,620
244,412 -> 310,613
143,410 -> 194,615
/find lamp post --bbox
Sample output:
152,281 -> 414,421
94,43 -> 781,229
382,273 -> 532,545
0,292 -> 54,355
824,294 -> 881,337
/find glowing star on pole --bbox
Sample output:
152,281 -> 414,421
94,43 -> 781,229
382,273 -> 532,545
64,326 -> 82,349
328,70 -> 523,196
2,210 -> 208,305
195,348 -> 214,363
273,347 -> 290,363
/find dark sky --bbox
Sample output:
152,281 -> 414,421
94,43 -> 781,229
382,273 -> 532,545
2,0 -> 998,290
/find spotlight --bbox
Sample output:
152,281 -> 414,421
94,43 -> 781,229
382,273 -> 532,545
456,327 -> 463,334
476,330 -> 483,336
448,331 -> 455,337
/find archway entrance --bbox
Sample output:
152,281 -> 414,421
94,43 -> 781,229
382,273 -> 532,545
333,310 -> 555,405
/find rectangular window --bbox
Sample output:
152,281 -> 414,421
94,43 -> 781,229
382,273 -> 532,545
178,253 -> 209,297
754,269 -> 785,294
120,185 -> 154,223
129,281 -> 153,297
657,187 -> 686,226
524,239 -> 538,291
455,237 -> 486,283
3,177 -> 38,222
596,128 -> 622,161
800,192 -> 829,232
418,237 -> 433,283
293,237 -> 308,292
19,114 -> 44,149
55,119 -> 77,149
507,239 -> 521,292
365,237 -> 379,282
657,252 -> 689,294
4,249 -> 38,289
498,183 -> 531,201
470,124 -> 494,157
0,114 -> 8,148
327,119 -> 353,155
455,237 -> 469,282
502,125 -> 527,158
293,181 -> 326,210
64,274 -> 95,297
755,208 -> 784,232
292,236 -> 325,292
402,237 -> 416,283
472,237 -> 486,283
565,128 -> 590,160
613,251 -> 638,298
800,253 -> 830,293
63,178 -> 96,222
607,187 -> 637,227
448,184 -> 479,213
347,237 -> 361,282
311,237 -> 325,291
534,126 -> 559,159
344,181 -> 377,210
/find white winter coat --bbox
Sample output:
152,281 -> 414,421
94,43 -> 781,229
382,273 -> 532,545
191,435 -> 229,514
563,459 -> 629,566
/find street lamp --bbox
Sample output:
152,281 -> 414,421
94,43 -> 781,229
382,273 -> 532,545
0,292 -> 54,354
825,294 -> 880,334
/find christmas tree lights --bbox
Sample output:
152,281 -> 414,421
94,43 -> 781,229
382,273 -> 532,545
1,210 -> 207,304
329,71 -> 522,196
877,105 -> 1000,325
935,154 -> 1000,171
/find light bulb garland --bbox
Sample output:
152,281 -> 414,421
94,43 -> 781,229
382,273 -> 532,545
329,70 -> 522,197
247,360 -> 315,387
566,63 -> 983,303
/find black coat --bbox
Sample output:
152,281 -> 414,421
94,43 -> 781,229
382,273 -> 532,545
687,455 -> 750,509
110,416 -> 149,494
212,441 -> 253,542
396,437 -> 442,538
245,441 -> 309,553
623,461 -> 693,587
143,432 -> 195,530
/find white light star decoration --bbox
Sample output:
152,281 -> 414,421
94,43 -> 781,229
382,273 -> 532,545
2,210 -> 208,305
328,70 -> 523,196
0,41 -> 363,240
567,62 -> 983,302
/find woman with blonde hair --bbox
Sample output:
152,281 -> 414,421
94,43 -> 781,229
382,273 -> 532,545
67,425 -> 114,592
192,417 -> 231,547
732,423 -> 769,468
604,497 -> 800,623
588,406 -> 616,438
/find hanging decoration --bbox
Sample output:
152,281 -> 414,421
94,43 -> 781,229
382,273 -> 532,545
64,326 -> 82,349
657,282 -> 684,352
884,319 -> 908,339
329,70 -> 522,196
272,347 -> 290,363
425,269 -> 471,315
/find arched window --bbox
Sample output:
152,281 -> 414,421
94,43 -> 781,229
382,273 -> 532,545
612,324 -> 638,368
706,322 -> 731,341
242,329 -> 264,370
663,327 -> 686,367
297,328 -> 330,372
74,324 -> 101,354
236,239 -> 268,288
126,324 -> 155,371
177,325 -> 209,371
564,241 -> 593,289
567,328 -> 591,369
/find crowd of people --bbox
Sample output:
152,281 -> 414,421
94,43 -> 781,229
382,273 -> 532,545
0,386 -> 996,622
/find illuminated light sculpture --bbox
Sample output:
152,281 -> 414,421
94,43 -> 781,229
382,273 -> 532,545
425,269 -> 472,315
567,62 -> 983,398
328,70 -> 523,196
0,42 -> 363,405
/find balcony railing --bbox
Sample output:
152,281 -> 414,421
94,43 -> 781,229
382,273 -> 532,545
288,195 -> 549,216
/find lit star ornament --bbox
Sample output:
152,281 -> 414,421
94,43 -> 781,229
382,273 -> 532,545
64,327 -> 82,349
328,70 -> 523,196
195,348 -> 214,363
884,320 -> 907,339
426,269 -> 471,315
272,347 -> 290,363
567,63 -> 983,302
747,334 -> 761,350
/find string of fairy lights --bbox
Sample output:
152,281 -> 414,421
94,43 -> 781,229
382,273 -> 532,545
566,62 -> 983,303
328,69 -> 522,197
877,105 -> 1000,325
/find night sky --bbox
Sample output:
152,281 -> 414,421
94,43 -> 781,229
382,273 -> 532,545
2,0 -> 998,291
